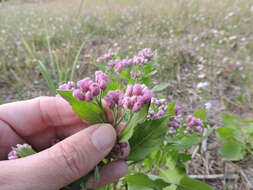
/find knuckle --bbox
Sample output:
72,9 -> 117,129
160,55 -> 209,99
50,141 -> 88,180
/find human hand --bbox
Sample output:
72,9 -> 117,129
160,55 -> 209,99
0,96 -> 127,190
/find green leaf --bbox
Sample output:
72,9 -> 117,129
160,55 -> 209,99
152,83 -> 169,93
15,147 -> 36,157
171,134 -> 201,151
220,140 -> 245,160
178,177 -> 213,190
222,114 -> 253,125
221,114 -> 238,128
163,185 -> 177,190
103,82 -> 124,94
126,117 -> 168,161
166,102 -> 176,116
124,173 -> 169,190
217,128 -> 234,139
57,90 -> 104,124
128,184 -> 153,190
159,167 -> 185,185
119,104 -> 149,142
140,76 -> 152,86
193,108 -> 206,121
119,69 -> 130,79
93,166 -> 100,187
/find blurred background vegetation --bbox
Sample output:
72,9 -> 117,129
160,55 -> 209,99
0,0 -> 253,189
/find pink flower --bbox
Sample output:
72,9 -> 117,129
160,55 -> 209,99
8,150 -> 18,160
132,84 -> 143,96
114,63 -> 123,73
77,77 -> 93,92
142,89 -> 153,104
125,85 -> 133,96
8,143 -> 33,160
96,52 -> 115,63
85,91 -> 93,102
104,90 -> 124,108
58,81 -> 75,90
123,84 -> 152,112
138,48 -> 153,59
175,105 -> 183,115
122,97 -> 134,109
72,89 -> 85,101
95,71 -> 108,90
89,83 -> 100,96
133,56 -> 148,65
132,102 -> 144,112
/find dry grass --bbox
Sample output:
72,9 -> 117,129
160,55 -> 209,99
1,0 -> 253,189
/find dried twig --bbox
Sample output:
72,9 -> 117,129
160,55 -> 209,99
189,174 -> 239,180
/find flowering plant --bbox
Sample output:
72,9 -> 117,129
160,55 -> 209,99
8,49 -> 213,190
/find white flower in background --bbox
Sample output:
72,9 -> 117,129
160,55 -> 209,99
251,6 -> 253,12
197,64 -> 204,71
229,36 -> 237,41
225,12 -> 235,20
198,73 -> 206,79
235,61 -> 241,65
205,102 -> 212,110
197,82 -> 209,89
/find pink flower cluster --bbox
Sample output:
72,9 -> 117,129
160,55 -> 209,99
138,48 -> 154,60
122,84 -> 152,112
71,71 -> 108,102
107,48 -> 153,73
168,106 -> 183,134
58,81 -> 75,90
104,90 -> 124,108
148,98 -> 168,119
104,84 -> 152,113
168,106 -> 204,134
108,58 -> 134,73
8,144 -> 32,160
185,115 -> 203,133
168,116 -> 181,134
96,52 -> 115,63
175,105 -> 183,115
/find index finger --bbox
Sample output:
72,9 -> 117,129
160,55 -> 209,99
0,96 -> 86,137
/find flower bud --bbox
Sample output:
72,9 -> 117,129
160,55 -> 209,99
123,97 -> 134,109
77,77 -> 92,92
89,83 -> 100,96
72,89 -> 85,101
186,115 -> 194,123
132,102 -> 144,112
125,85 -> 133,96
195,125 -> 203,132
133,84 -> 143,96
8,150 -> 18,160
138,48 -> 153,59
58,81 -> 75,90
142,89 -> 152,103
175,105 -> 183,115
116,123 -> 126,136
85,91 -> 93,102
110,142 -> 130,159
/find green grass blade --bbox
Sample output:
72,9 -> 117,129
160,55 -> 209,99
37,60 -> 56,95
70,41 -> 86,81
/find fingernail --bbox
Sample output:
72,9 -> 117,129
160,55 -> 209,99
91,124 -> 115,151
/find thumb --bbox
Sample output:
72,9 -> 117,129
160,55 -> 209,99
1,124 -> 116,190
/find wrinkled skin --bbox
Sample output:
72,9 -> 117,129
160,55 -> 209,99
0,96 -> 128,190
